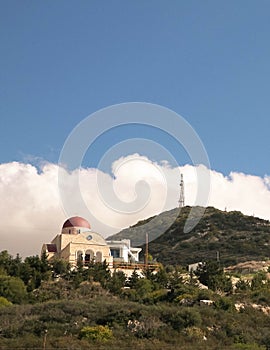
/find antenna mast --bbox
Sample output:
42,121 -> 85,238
179,174 -> 185,208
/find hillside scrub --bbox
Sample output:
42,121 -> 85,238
1,249 -> 270,348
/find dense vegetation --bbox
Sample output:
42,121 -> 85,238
1,249 -> 270,349
109,206 -> 270,266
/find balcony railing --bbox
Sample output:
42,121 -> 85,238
112,261 -> 158,270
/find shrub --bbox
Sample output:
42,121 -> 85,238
235,279 -> 250,292
184,326 -> 206,340
196,289 -> 214,301
167,308 -> 202,331
0,296 -> 12,308
127,314 -> 165,339
214,296 -> 235,311
79,325 -> 113,341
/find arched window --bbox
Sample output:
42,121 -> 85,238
77,250 -> 83,263
85,249 -> 94,265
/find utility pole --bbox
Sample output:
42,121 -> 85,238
145,233 -> 148,268
179,174 -> 185,208
43,329 -> 48,350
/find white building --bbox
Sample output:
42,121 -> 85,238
106,239 -> 141,263
41,216 -> 142,270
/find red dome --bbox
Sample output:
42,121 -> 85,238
62,216 -> 91,229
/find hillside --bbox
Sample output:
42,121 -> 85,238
108,206 -> 270,267
1,253 -> 270,349
2,213 -> 270,349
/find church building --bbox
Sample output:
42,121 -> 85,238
41,216 -> 141,269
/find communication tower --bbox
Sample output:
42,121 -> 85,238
179,174 -> 185,208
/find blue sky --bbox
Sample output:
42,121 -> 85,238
1,1 -> 270,257
1,0 -> 270,176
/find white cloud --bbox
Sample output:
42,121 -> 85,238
0,156 -> 270,257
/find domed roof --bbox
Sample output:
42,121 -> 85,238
62,216 -> 91,229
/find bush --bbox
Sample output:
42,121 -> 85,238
214,296 -> 235,311
184,326 -> 206,340
127,315 -> 165,338
0,296 -> 12,308
235,279 -> 250,292
167,308 -> 202,331
79,325 -> 113,341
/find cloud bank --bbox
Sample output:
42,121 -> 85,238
0,155 -> 270,257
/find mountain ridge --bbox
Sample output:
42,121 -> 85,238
108,206 -> 270,267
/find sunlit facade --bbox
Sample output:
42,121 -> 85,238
41,216 -> 141,270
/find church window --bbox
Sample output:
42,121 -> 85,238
85,249 -> 94,265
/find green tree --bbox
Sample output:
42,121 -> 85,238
52,259 -> 70,276
214,296 -> 235,311
22,254 -> 51,291
20,261 -> 33,286
107,270 -> 126,294
167,266 -> 184,290
40,251 -> 50,274
153,266 -> 168,288
169,308 -> 202,331
134,278 -> 154,299
251,271 -> 267,291
76,258 -> 84,274
70,270 -> 84,288
87,261 -> 111,287
0,250 -> 12,273
8,254 -> 23,278
127,269 -> 140,288
0,275 -> 27,303
195,261 -> 232,292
